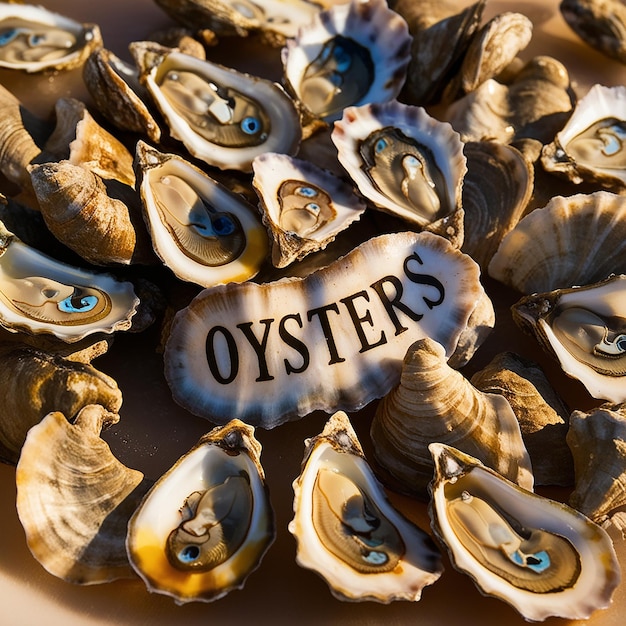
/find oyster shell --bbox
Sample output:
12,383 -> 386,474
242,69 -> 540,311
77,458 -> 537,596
488,191 -> 626,294
331,100 -> 467,227
126,419 -> 275,604
83,47 -> 161,143
164,231 -> 485,427
541,84 -> 626,188
132,42 -> 302,172
370,337 -> 533,498
251,151 -> 365,268
16,405 -> 151,584
0,220 -> 139,342
0,344 -> 123,465
289,410 -> 443,602
29,160 -> 155,267
511,274 -> 626,404
561,0 -> 626,63
470,352 -> 574,487
428,443 -> 621,622
567,402 -> 626,535
136,141 -> 269,287
0,2 -> 101,72
281,0 -> 411,121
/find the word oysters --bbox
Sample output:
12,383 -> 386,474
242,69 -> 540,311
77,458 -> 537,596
164,232 -> 484,427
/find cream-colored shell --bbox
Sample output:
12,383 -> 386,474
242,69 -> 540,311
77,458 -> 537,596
429,443 -> 621,622
289,410 -> 443,602
164,231 -> 484,427
331,100 -> 466,227
371,337 -> 534,497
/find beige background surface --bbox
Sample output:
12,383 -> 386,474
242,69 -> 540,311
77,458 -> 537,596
1,1 -> 626,624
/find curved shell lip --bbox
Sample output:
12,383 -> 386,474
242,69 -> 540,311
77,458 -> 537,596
126,421 -> 275,604
0,229 -> 139,343
289,433 -> 443,603
281,0 -> 412,122
541,84 -> 626,187
0,4 -> 101,73
331,100 -> 467,227
251,151 -> 366,267
428,443 -> 621,622
136,141 -> 269,287
138,47 -> 302,172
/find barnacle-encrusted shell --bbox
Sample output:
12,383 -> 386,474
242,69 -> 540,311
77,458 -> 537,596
470,352 -> 574,486
567,403 -> 626,535
164,231 -> 484,427
0,2 -> 101,72
132,42 -> 302,172
136,141 -> 268,287
0,221 -> 139,342
428,443 -> 621,622
126,419 -> 274,604
83,47 -> 161,143
281,0 -> 411,121
252,151 -> 365,268
0,344 -> 122,465
541,84 -> 626,188
332,100 -> 467,227
511,275 -> 626,404
371,337 -> 533,498
561,0 -> 626,63
29,160 -> 154,266
16,405 -> 151,584
488,191 -> 626,294
289,410 -> 443,602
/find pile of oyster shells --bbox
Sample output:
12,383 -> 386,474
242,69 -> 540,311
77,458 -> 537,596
2,0 -> 626,621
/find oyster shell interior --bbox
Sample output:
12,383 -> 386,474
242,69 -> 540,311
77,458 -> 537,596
0,222 -> 138,342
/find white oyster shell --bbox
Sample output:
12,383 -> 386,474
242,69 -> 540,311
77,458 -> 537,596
289,411 -> 443,602
136,141 -> 269,287
0,221 -> 139,342
133,43 -> 301,172
126,419 -> 274,604
429,443 -> 621,622
0,2 -> 101,72
332,100 -> 467,227
164,231 -> 484,427
252,151 -> 365,268
281,0 -> 411,121
541,84 -> 626,187
511,274 -> 626,404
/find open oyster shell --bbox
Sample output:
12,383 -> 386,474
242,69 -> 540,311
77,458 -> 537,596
135,141 -> 269,287
0,2 -> 101,72
281,0 -> 411,121
126,419 -> 275,604
164,231 -> 485,427
289,410 -> 443,602
331,100 -> 467,227
541,84 -> 626,188
252,151 -> 365,268
132,42 -> 302,172
0,221 -> 139,342
428,443 -> 621,622
16,405 -> 151,584
488,191 -> 626,294
512,274 -> 626,404
371,337 -> 533,498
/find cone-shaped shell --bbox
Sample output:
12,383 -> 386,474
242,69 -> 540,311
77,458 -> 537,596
15,405 -> 151,584
488,191 -> 626,294
371,337 -> 533,497
567,403 -> 626,535
428,443 -> 621,622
